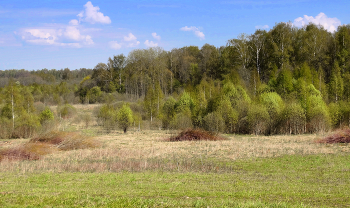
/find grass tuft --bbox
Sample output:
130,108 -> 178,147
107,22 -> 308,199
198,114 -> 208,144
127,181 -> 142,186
167,128 -> 226,142
317,128 -> 350,144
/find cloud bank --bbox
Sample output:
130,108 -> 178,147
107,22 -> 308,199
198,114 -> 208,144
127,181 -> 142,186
293,12 -> 341,33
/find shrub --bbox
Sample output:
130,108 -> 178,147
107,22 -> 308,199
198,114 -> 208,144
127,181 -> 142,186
0,143 -> 52,162
81,113 -> 92,128
317,128 -> 350,144
30,131 -> 99,151
217,99 -> 238,133
96,104 -> 116,133
248,104 -> 270,135
40,107 -> 54,124
170,108 -> 193,130
279,102 -> 306,134
58,104 -> 76,119
168,128 -> 226,142
203,111 -> 225,133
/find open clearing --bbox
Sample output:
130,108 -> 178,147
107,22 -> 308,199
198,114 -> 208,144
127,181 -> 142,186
1,131 -> 350,207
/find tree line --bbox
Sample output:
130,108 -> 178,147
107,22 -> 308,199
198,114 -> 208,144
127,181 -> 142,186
1,22 -> 350,136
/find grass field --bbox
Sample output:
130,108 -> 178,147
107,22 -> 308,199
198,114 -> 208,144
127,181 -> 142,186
1,129 -> 350,207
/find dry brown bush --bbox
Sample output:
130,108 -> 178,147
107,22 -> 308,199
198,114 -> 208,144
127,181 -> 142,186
167,128 -> 226,142
317,128 -> 350,144
0,143 -> 52,161
30,131 -> 100,150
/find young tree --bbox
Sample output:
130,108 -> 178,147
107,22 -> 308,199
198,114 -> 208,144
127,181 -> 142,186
117,104 -> 134,133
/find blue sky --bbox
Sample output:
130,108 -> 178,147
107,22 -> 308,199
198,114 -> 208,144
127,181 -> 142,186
1,0 -> 349,70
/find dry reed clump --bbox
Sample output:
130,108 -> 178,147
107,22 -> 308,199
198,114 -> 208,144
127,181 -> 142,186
167,128 -> 226,142
0,143 -> 52,162
30,131 -> 100,151
317,128 -> 350,144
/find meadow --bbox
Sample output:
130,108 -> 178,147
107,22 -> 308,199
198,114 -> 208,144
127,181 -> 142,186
0,105 -> 350,207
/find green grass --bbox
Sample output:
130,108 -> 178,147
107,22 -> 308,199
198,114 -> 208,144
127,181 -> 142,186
1,153 -> 349,207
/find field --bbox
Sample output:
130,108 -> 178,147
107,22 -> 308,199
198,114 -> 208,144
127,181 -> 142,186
1,105 -> 350,207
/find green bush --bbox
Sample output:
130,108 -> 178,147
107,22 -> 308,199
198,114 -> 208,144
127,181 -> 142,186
96,104 -> 116,133
248,104 -> 270,135
305,95 -> 330,132
39,107 -> 54,124
203,111 -> 225,133
58,104 -> 76,119
280,102 -> 306,134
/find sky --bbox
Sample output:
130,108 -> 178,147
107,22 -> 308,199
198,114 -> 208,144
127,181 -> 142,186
1,0 -> 349,70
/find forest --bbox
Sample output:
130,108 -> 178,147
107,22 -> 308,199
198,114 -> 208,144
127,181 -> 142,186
1,22 -> 350,138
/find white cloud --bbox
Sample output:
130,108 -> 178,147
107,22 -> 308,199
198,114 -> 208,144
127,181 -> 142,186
109,41 -> 122,50
127,41 -> 140,48
255,25 -> 269,30
23,29 -> 58,45
152,32 -> 161,40
64,26 -> 82,41
124,33 -> 137,41
144,40 -> 158,47
20,25 -> 93,47
180,26 -> 205,40
69,19 -> 79,26
79,1 -> 111,24
293,12 -> 341,33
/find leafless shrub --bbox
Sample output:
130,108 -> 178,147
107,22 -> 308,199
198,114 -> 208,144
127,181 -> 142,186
30,131 -> 100,150
167,128 -> 226,142
316,128 -> 350,144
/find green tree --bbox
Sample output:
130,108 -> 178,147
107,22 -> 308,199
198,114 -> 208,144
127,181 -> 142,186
40,107 -> 54,124
117,104 -> 134,133
329,61 -> 344,102
3,80 -> 23,132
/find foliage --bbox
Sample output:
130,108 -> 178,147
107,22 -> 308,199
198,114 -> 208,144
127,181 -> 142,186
248,104 -> 270,135
96,104 -> 117,133
57,104 -> 76,119
39,107 -> 54,124
116,104 -> 134,133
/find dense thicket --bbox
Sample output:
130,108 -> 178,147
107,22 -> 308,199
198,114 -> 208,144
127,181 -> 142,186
2,22 -> 350,137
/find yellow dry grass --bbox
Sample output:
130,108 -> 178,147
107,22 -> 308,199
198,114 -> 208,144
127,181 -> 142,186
1,130 -> 349,173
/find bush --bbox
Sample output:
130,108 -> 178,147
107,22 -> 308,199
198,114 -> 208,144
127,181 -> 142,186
168,128 -> 226,142
96,104 -> 116,133
170,109 -> 193,130
203,111 -> 225,133
279,102 -> 306,134
30,131 -> 99,151
248,104 -> 270,135
58,104 -> 76,119
317,128 -> 350,144
0,143 -> 52,162
40,107 -> 54,124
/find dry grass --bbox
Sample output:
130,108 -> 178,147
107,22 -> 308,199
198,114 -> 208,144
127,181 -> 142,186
1,130 -> 349,173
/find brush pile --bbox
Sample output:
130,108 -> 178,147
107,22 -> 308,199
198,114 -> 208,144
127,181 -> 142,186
0,131 -> 99,162
317,128 -> 350,144
168,128 -> 226,142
